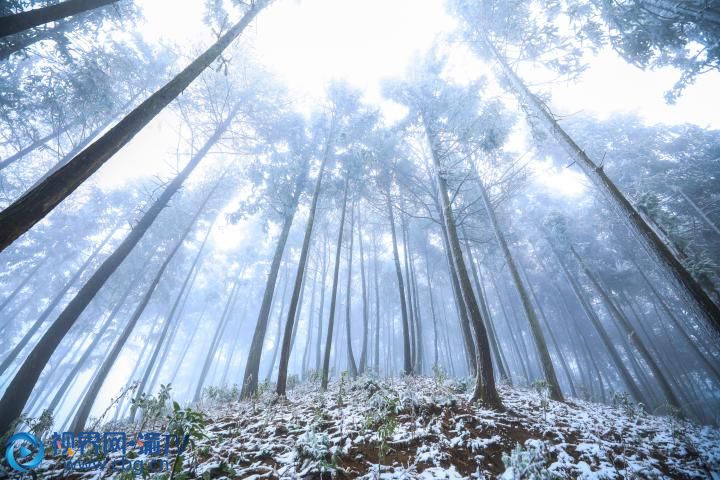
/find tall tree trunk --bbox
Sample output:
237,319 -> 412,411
46,274 -> 136,414
569,246 -> 684,413
146,218 -> 215,393
423,117 -> 501,408
240,155 -> 311,398
275,133 -> 335,396
0,256 -> 49,315
481,33 -> 720,333
0,0 -> 119,38
385,188 -> 413,375
357,205 -> 369,374
192,281 -> 239,403
519,262 -> 578,397
0,1 -> 267,252
0,122 -> 76,171
549,244 -> 647,403
422,243 -> 440,368
315,234 -> 329,372
401,213 -> 417,369
265,274 -> 289,382
343,197 -> 359,378
301,263 -> 318,378
0,108 -> 235,436
70,177 -> 220,431
321,182 -> 350,390
372,232 -> 381,372
478,180 -> 563,401
0,229 -> 114,376
678,189 -> 720,237
168,309 -> 205,387
437,216 -> 477,376
488,272 -> 530,382
462,232 -> 510,383
409,244 -> 425,374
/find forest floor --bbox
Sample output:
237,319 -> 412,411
35,376 -> 720,479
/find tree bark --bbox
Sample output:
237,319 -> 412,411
357,205 -> 369,374
320,181 -> 350,390
482,33 -> 720,333
0,107 -> 236,436
372,232 -> 381,372
477,180 -> 563,400
385,188 -> 413,375
423,116 -> 501,408
315,234 -> 329,372
0,0 -> 119,38
0,1 -> 267,253
276,131 -> 335,396
71,176 -> 221,431
0,229 -> 114,377
343,197 -> 358,377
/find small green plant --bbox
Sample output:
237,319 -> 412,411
501,442 -> 557,479
167,401 -> 208,480
612,391 -> 645,418
133,383 -> 173,429
432,363 -> 447,386
531,380 -> 551,422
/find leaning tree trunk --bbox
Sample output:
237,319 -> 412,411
357,205 -> 369,374
569,246 -> 684,413
71,177 -> 221,431
0,121 -> 77,171
0,106 -> 237,436
315,234 -> 329,372
343,197 -> 359,378
385,187 -> 413,375
372,232 -> 381,372
0,0 -> 267,253
240,155 -> 311,398
481,33 -> 720,334
0,228 -> 114,377
423,117 -> 501,409
192,281 -> 240,403
276,141 -> 335,397
46,273 -> 138,414
438,217 -> 477,377
548,243 -> 647,404
320,182 -> 350,391
478,179 -> 563,401
0,255 -> 49,315
0,0 -> 119,38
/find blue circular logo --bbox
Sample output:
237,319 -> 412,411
5,433 -> 44,473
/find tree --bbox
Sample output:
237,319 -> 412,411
0,0 -> 268,252
0,0 -> 120,39
0,103 -> 239,436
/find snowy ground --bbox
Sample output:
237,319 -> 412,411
35,375 -> 720,479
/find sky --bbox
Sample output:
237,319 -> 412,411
129,0 -> 720,201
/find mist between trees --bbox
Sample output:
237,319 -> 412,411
0,0 -> 719,457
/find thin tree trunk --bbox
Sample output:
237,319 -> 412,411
315,234 -> 329,372
275,130 -> 336,395
478,180 -> 563,401
47,275 -> 136,414
0,256 -> 49,315
0,122 -> 76,171
0,108 -> 235,436
385,188 -> 413,375
321,182 -> 350,390
71,177 -> 220,431
343,197 -> 359,378
357,205 -> 369,374
301,263 -> 318,378
0,1 -> 267,252
0,229 -> 114,376
265,275 -> 289,382
192,281 -> 239,403
0,0 -> 119,38
482,33 -> 720,333
438,217 -> 476,376
423,117 -> 501,408
550,244 -> 647,404
422,243 -> 440,368
401,212 -> 417,369
372,232 -> 381,372
570,247 -> 684,412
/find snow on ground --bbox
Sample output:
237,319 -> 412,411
37,376 -> 719,479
